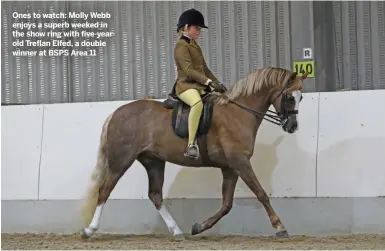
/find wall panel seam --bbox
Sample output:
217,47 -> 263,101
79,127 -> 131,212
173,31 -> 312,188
37,105 -> 45,200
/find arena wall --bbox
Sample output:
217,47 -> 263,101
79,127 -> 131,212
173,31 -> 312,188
2,90 -> 385,236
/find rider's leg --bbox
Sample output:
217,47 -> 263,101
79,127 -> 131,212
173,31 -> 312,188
177,88 -> 203,159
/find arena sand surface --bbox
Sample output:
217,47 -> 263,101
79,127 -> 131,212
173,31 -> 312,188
2,233 -> 385,250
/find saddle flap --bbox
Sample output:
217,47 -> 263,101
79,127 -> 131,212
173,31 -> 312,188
171,97 -> 213,139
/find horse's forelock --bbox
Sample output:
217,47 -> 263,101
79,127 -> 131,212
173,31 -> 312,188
286,73 -> 304,93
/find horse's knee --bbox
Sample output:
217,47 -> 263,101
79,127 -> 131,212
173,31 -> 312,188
257,191 -> 269,203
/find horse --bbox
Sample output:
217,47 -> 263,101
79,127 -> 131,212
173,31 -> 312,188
79,66 -> 309,240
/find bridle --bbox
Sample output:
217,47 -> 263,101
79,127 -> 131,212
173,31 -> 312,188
227,76 -> 302,127
178,71 -> 307,127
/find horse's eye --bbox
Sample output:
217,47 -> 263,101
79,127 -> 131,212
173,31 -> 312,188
287,96 -> 295,102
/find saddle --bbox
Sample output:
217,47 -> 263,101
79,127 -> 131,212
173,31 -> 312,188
164,83 -> 214,138
163,83 -> 214,164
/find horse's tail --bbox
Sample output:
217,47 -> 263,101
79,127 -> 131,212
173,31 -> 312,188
80,112 -> 114,228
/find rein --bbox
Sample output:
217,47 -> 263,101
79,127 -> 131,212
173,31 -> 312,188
176,78 -> 298,127
227,83 -> 289,126
228,99 -> 283,126
223,71 -> 306,126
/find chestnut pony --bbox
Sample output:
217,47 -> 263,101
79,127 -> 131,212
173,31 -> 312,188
80,67 -> 308,240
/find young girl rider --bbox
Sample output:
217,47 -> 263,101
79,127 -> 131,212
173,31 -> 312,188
174,8 -> 226,160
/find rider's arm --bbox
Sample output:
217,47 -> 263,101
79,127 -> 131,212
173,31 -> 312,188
203,59 -> 219,84
175,43 -> 211,85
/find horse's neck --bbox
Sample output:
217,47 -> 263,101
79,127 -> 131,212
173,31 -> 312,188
233,91 -> 271,116
231,93 -> 271,136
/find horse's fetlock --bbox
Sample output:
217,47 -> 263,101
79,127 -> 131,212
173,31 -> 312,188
270,215 -> 282,227
89,225 -> 98,231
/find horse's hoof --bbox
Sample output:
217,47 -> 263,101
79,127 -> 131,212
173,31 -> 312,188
191,223 -> 202,235
173,233 -> 185,241
80,229 -> 91,240
276,230 -> 289,238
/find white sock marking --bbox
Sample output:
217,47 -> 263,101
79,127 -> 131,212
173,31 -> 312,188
158,205 -> 183,236
84,203 -> 104,236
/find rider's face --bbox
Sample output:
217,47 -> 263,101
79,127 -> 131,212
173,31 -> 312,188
186,25 -> 201,40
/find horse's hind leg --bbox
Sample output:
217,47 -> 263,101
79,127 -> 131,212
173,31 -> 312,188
81,157 -> 135,239
191,167 -> 238,235
138,154 -> 184,240
82,171 -> 123,238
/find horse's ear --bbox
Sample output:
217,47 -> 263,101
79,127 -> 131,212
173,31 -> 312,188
300,70 -> 309,80
300,72 -> 309,81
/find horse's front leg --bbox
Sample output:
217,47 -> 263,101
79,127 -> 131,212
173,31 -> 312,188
191,167 -> 238,235
227,153 -> 289,238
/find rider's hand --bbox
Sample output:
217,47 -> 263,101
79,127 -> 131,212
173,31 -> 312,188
204,79 -> 215,91
211,81 -> 227,93
217,82 -> 228,93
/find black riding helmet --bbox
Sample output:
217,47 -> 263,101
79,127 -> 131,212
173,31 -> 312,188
177,8 -> 208,32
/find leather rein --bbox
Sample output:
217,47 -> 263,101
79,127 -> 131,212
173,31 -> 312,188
227,80 -> 297,126
176,75 -> 304,127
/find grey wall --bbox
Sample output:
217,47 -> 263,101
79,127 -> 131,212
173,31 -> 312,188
314,1 -> 385,92
2,1 -> 384,105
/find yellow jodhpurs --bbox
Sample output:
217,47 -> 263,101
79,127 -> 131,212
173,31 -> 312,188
177,88 -> 205,145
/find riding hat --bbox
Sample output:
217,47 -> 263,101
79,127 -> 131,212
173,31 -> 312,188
177,8 -> 208,32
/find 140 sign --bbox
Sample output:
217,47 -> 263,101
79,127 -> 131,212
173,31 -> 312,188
293,60 -> 314,78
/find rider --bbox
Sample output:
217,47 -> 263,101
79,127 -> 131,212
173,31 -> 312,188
174,8 -> 226,160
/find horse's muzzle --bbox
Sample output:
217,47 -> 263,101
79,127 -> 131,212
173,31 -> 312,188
282,118 -> 298,134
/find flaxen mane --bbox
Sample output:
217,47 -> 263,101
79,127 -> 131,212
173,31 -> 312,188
214,67 -> 303,105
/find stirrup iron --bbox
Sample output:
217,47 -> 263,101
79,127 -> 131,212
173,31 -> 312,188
184,142 -> 200,160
